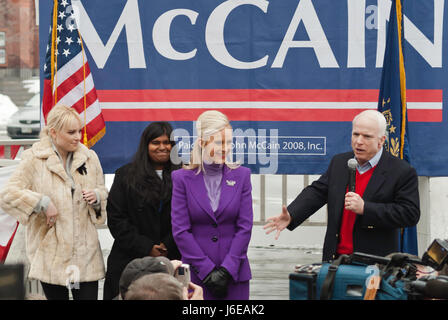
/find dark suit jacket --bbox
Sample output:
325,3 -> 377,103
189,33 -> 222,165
287,150 -> 420,262
103,164 -> 180,300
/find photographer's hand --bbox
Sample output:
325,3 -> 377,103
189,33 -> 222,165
170,260 -> 183,272
187,282 -> 204,300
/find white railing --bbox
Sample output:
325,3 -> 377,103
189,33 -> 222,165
255,174 -> 327,226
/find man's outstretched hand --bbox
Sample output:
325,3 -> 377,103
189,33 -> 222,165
263,205 -> 292,240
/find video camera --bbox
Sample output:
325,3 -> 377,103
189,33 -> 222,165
351,238 -> 448,300
289,238 -> 448,300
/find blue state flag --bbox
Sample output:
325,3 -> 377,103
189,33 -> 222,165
377,0 -> 418,255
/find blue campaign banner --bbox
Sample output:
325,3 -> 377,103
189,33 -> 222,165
39,0 -> 448,175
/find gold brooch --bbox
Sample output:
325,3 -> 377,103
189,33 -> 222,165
226,180 -> 236,186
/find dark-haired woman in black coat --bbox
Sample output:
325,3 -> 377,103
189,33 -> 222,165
103,122 -> 181,300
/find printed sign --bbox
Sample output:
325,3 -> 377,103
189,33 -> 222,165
39,0 -> 447,175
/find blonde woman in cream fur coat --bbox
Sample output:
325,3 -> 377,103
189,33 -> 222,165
0,105 -> 108,300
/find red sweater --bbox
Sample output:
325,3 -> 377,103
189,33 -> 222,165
336,166 -> 376,255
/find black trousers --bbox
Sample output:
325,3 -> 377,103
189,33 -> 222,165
41,281 -> 98,300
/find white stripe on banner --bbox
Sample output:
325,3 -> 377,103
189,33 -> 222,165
57,73 -> 95,107
98,101 -> 442,110
100,101 -> 378,109
0,165 -> 19,247
407,102 -> 443,110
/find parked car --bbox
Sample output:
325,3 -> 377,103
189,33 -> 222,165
0,94 -> 18,134
6,94 -> 41,139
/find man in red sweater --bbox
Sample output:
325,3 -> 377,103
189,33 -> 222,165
264,110 -> 420,261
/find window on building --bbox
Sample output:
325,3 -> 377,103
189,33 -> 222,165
0,31 -> 5,65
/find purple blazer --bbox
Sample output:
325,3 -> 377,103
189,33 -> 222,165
171,165 -> 253,285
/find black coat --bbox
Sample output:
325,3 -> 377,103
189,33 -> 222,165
287,150 -> 420,262
103,163 -> 181,300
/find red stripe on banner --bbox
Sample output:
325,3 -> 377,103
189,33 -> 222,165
406,89 -> 443,102
408,109 -> 443,122
97,89 -> 379,102
102,108 -> 442,122
56,63 -> 91,102
97,89 -> 443,103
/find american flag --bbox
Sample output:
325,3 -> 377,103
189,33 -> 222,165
42,0 -> 105,148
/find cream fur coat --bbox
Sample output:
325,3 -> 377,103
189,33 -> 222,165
0,136 -> 108,286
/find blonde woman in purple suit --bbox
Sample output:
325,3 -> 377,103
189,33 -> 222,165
171,110 -> 253,300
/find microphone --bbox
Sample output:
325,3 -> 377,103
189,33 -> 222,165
347,158 -> 357,192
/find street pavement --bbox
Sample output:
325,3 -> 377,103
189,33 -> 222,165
246,246 -> 321,300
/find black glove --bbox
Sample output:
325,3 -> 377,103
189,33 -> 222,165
202,267 -> 232,298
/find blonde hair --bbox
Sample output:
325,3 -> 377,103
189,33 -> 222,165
40,105 -> 82,138
184,110 -> 239,173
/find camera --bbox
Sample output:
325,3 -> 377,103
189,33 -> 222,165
175,263 -> 190,287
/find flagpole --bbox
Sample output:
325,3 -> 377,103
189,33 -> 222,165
396,0 -> 407,251
50,0 -> 59,109
396,0 -> 407,160
78,31 -> 88,147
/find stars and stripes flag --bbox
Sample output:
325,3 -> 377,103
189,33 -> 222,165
377,0 -> 418,255
42,0 -> 105,148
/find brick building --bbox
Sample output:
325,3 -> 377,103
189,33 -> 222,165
0,0 -> 39,78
